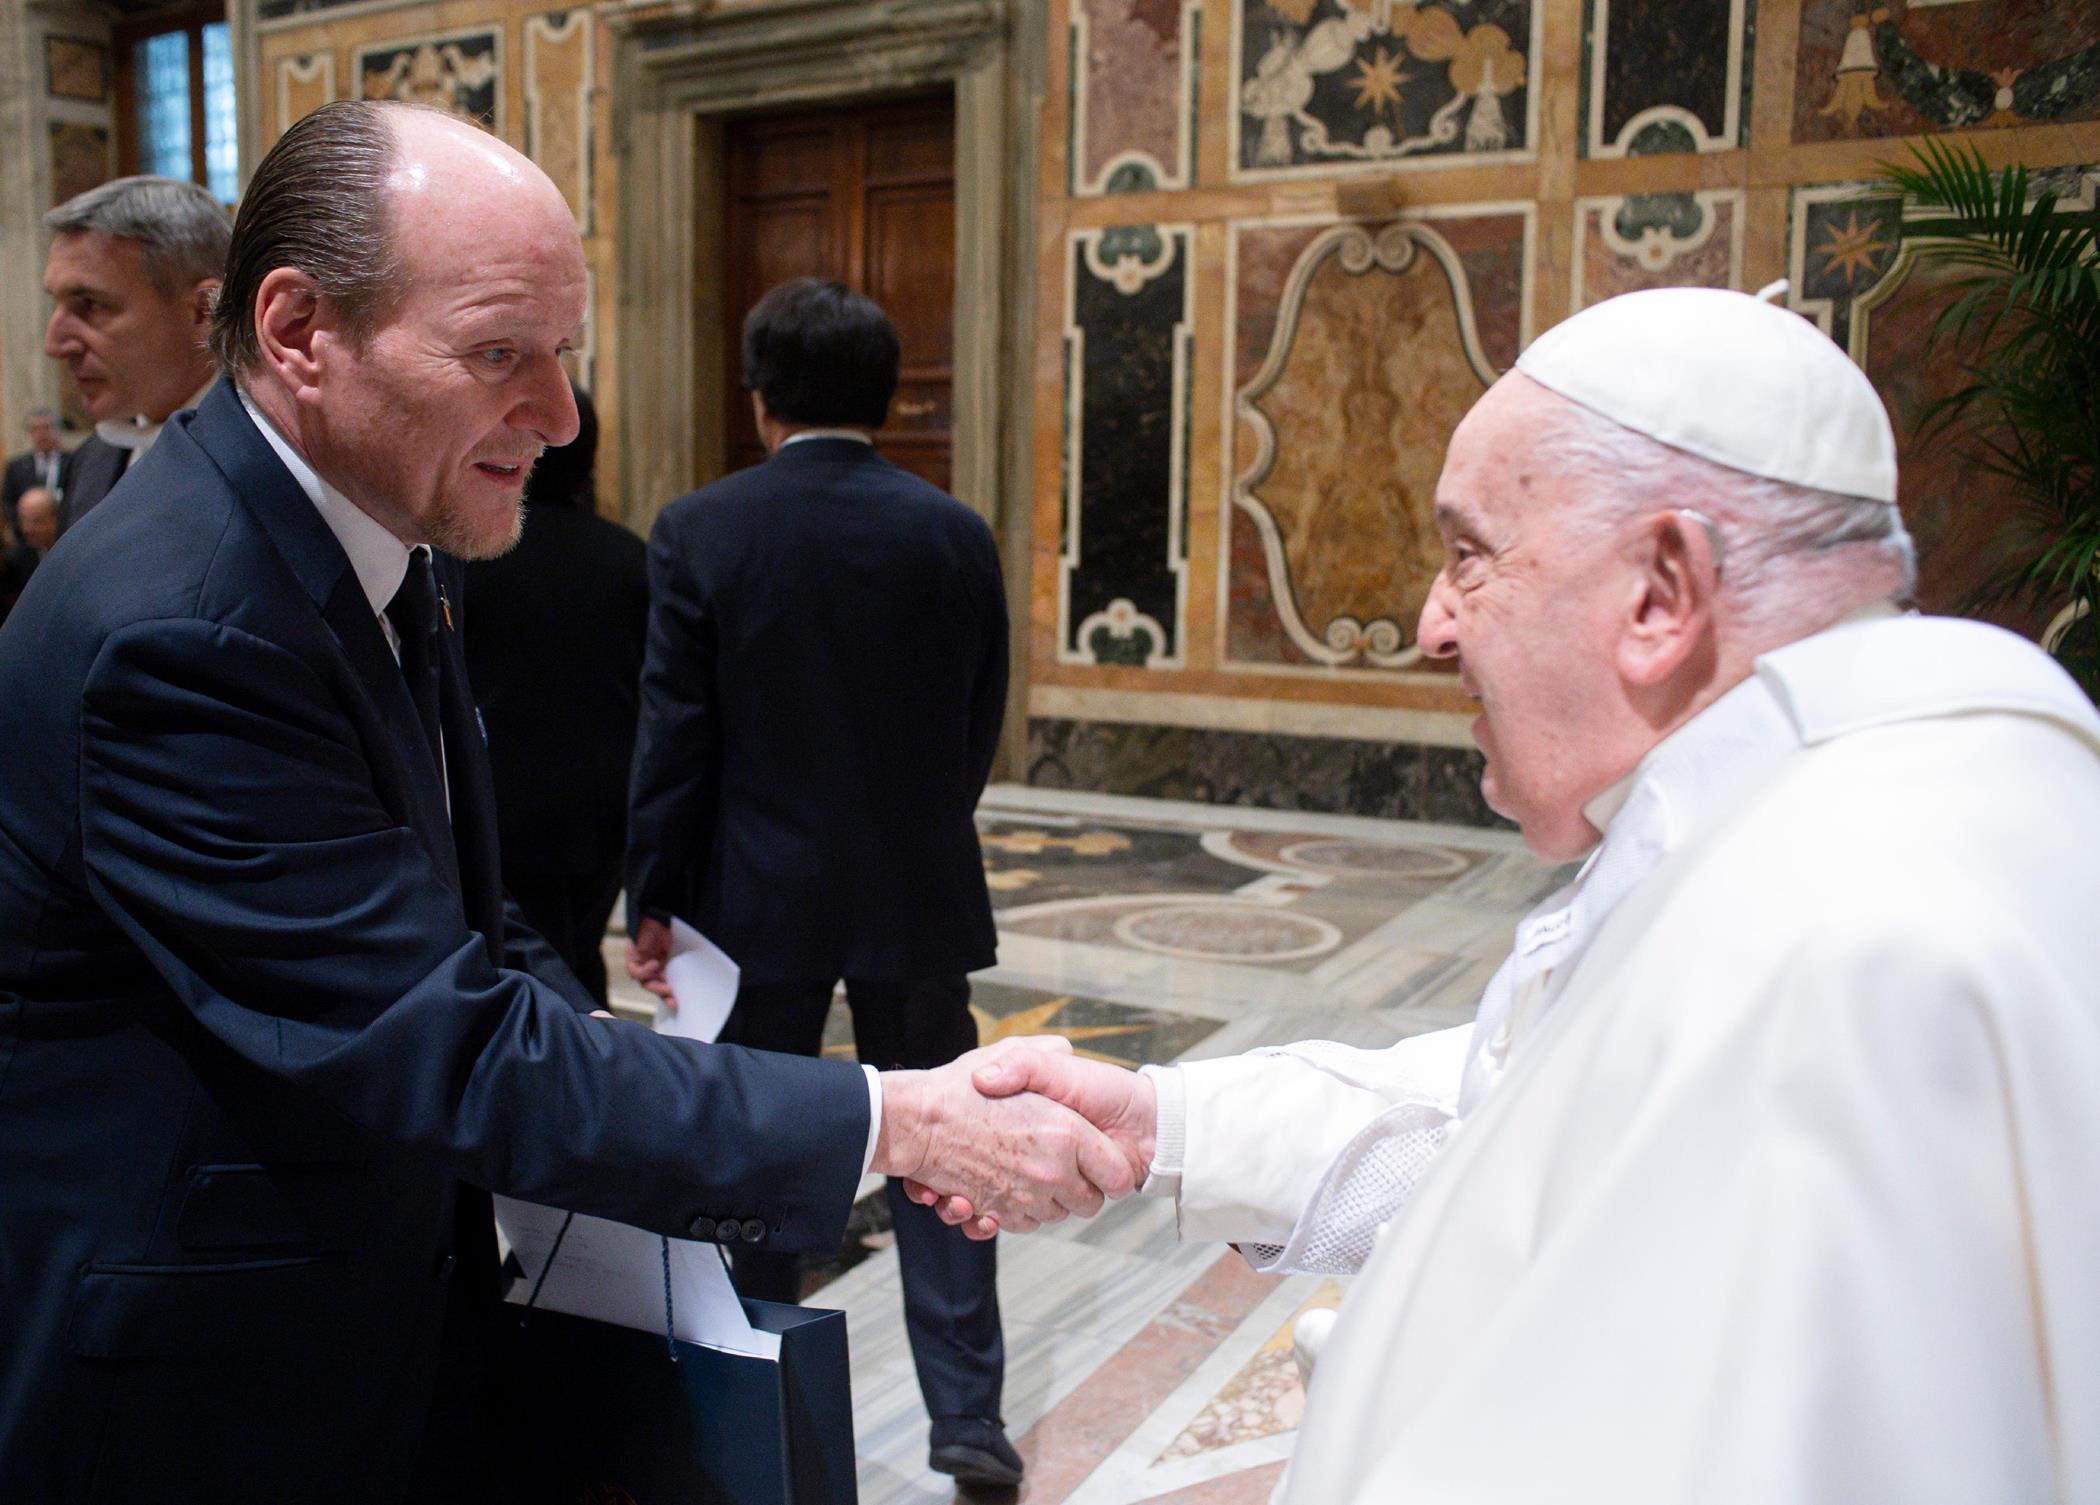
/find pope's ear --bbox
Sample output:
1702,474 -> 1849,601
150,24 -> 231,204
1618,510 -> 1720,686
252,267 -> 328,398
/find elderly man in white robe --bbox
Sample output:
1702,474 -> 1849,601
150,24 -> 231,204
924,285 -> 2100,1503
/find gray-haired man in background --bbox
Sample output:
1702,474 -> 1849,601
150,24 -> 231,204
41,176 -> 229,530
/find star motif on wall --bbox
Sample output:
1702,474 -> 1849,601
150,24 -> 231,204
1349,47 -> 1412,118
1814,210 -> 1894,288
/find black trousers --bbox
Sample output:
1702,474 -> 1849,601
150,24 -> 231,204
503,864 -> 624,1008
717,975 -> 1004,1424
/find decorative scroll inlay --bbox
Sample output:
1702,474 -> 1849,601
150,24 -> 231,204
1071,0 -> 1200,195
525,9 -> 594,233
1060,225 -> 1195,668
1227,213 -> 1529,673
1233,0 -> 1539,180
1583,0 -> 1750,157
1571,190 -> 1743,308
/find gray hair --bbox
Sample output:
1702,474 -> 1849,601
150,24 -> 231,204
1539,391 -> 1916,638
45,176 -> 231,300
209,100 -> 434,373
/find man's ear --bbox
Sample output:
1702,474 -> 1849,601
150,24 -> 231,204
253,267 -> 329,401
1618,510 -> 1721,687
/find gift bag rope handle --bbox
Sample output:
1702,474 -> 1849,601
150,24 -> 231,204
521,1209 -> 688,1362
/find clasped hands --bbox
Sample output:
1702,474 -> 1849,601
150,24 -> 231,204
872,1039 -> 1158,1241
629,919 -> 1156,1240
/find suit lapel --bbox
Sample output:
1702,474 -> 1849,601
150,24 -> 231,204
183,379 -> 465,895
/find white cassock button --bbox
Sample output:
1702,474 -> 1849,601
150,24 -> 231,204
1375,1219 -> 1392,1243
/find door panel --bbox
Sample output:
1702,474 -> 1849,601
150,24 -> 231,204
719,93 -> 955,490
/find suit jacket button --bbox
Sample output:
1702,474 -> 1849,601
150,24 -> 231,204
687,1215 -> 717,1241
714,1221 -> 740,1244
741,1219 -> 767,1244
434,1252 -> 457,1279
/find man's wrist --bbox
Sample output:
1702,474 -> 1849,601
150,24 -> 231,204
870,1069 -> 930,1180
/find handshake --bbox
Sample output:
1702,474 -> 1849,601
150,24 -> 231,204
871,1039 -> 1159,1239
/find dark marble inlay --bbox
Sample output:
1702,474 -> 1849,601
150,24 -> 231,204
1026,718 -> 1509,829
1588,0 -> 1742,154
1794,190 -> 1904,348
1064,228 -> 1190,664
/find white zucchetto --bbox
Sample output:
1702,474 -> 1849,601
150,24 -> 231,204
1515,286 -> 1900,504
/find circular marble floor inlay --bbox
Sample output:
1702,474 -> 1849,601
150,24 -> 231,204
1276,838 -> 1470,879
1113,903 -> 1343,962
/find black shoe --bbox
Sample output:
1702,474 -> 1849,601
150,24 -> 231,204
928,1416 -> 1024,1489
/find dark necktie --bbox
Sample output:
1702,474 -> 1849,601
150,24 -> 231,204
384,548 -> 444,776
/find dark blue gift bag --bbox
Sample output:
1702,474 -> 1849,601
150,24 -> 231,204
493,1217 -> 857,1505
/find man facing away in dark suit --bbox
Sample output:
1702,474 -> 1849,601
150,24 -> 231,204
2,406 -> 69,531
40,176 -> 227,532
625,278 -> 1024,1489
463,383 -> 647,1006
0,102 -> 1133,1505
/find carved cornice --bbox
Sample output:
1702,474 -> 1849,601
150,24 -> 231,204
610,0 -> 1006,110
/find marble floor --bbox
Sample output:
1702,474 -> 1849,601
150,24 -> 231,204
605,785 -> 1566,1504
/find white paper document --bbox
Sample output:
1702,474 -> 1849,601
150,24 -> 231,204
494,1197 -> 780,1359
657,917 -> 739,1043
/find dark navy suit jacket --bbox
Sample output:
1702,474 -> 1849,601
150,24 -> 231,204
626,438 -> 1005,984
0,381 -> 869,1502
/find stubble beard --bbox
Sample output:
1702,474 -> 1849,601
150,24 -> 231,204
425,489 -> 527,562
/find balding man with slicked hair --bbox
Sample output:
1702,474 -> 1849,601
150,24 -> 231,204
0,100 -> 1133,1503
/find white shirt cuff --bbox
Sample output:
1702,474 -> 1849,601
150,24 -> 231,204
860,1064 -> 883,1178
1139,1064 -> 1185,1196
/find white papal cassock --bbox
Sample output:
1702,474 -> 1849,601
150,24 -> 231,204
1141,610 -> 2100,1504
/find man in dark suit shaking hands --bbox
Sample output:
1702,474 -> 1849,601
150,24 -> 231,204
0,103 -> 1132,1504
625,279 -> 1023,1488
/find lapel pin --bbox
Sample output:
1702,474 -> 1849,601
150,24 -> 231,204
439,585 -> 454,631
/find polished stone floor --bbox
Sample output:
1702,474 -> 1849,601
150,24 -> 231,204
605,784 -> 1565,1504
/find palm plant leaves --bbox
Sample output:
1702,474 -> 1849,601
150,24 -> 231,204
1873,141 -> 2100,701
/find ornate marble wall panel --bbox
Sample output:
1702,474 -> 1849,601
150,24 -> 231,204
276,52 -> 336,130
1060,225 -> 1195,668
356,27 -> 503,132
1571,190 -> 1743,308
1788,181 -> 1907,352
1071,0 -> 1198,195
525,9 -> 593,232
1233,0 -> 1538,180
1223,210 -> 1529,676
1792,168 -> 2096,635
1796,0 -> 2100,143
1583,0 -> 1750,157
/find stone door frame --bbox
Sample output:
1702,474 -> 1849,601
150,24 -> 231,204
605,0 -> 1042,769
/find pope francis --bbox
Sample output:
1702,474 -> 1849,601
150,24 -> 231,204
929,286 -> 2100,1503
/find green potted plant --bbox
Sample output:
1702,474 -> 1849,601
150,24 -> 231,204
1875,140 -> 2099,701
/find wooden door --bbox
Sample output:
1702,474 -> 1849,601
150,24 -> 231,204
720,93 -> 955,490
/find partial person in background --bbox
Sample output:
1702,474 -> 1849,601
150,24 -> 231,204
462,383 -> 647,1006
0,490 -> 52,624
626,278 -> 1020,1488
3,408 -> 68,530
41,177 -> 228,530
